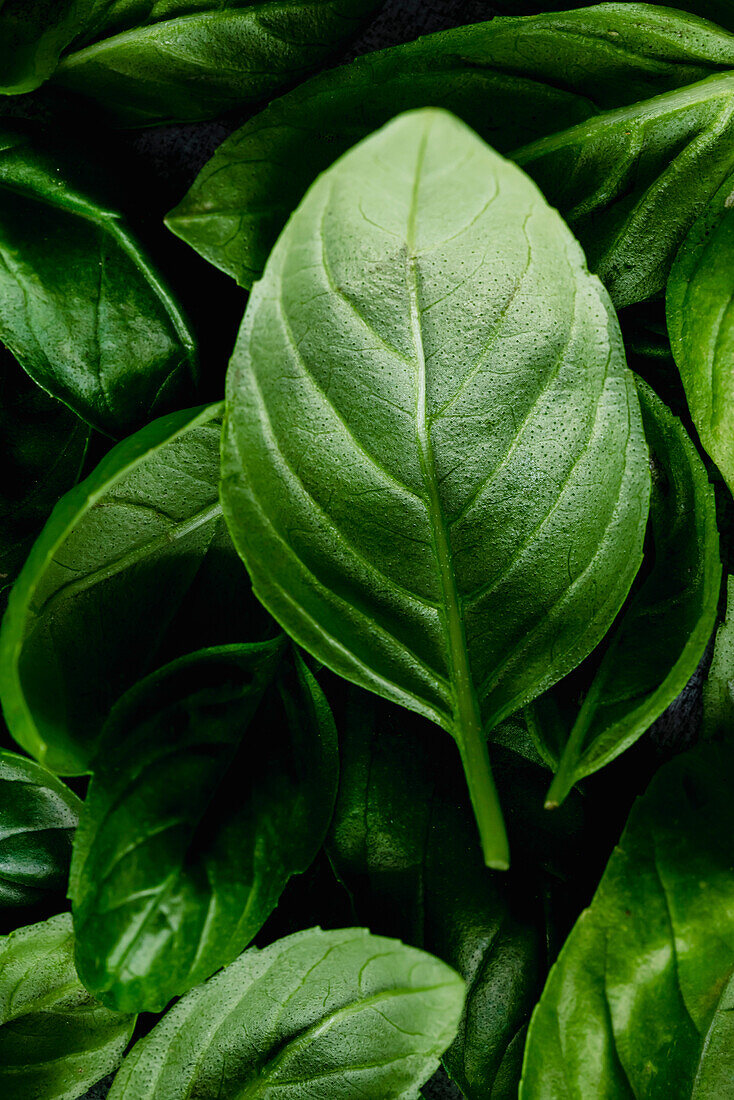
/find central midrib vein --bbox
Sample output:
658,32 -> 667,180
405,120 -> 508,870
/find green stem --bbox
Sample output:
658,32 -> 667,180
545,649 -> 614,809
456,713 -> 510,870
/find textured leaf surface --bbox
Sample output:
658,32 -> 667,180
166,3 -> 734,287
0,124 -> 196,435
520,742 -> 734,1098
667,172 -> 734,493
51,0 -> 382,126
0,403 -> 269,775
109,926 -> 465,1099
0,751 -> 80,909
71,641 -> 338,1013
221,107 -> 650,867
528,381 -> 720,802
0,913 -> 135,1100
516,72 -> 734,307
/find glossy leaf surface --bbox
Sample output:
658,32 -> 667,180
51,0 -> 382,126
0,751 -> 80,909
0,913 -> 136,1100
71,641 -> 338,1013
520,742 -> 734,1098
0,124 -> 196,435
668,172 -> 734,493
110,926 -> 465,1099
166,3 -> 734,287
221,108 -> 650,867
528,381 -> 720,803
516,72 -> 734,307
0,403 -> 269,775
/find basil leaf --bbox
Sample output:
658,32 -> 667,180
494,0 -> 734,25
166,3 -> 734,288
0,346 -> 89,591
70,641 -> 338,1013
515,72 -> 734,308
0,913 -> 136,1100
0,124 -> 197,436
328,690 -> 582,1100
703,575 -> 734,741
0,750 -> 80,909
527,380 -> 721,803
49,0 -> 382,126
667,172 -> 734,495
0,0 -> 84,93
221,108 -> 651,868
0,402 -> 268,775
109,926 -> 465,1099
520,742 -> 734,1098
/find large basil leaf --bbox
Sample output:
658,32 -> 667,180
667,172 -> 734,494
0,124 -> 196,436
0,402 -> 270,776
515,72 -> 734,308
328,690 -> 583,1100
494,0 -> 734,25
0,750 -> 80,909
47,0 -> 382,126
109,926 -> 465,1098
221,108 -> 651,868
703,575 -> 734,741
520,742 -> 734,1097
70,640 -> 338,1013
527,381 -> 721,804
0,913 -> 136,1100
0,346 -> 89,591
166,3 -> 734,288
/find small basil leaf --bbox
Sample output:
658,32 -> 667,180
0,750 -> 80,909
667,172 -> 734,494
520,742 -> 734,1098
515,72 -> 734,308
0,0 -> 84,93
328,690 -> 582,1100
166,3 -> 734,287
0,913 -> 136,1100
527,380 -> 721,803
70,641 -> 338,1013
703,575 -> 734,741
221,107 -> 650,868
109,926 -> 465,1099
0,123 -> 197,436
0,402 -> 268,775
50,0 -> 382,127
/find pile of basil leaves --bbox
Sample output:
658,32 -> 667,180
2,2 -> 734,1098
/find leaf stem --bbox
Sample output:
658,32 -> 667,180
545,651 -> 613,809
456,710 -> 510,871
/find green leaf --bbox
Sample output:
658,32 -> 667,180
703,575 -> 734,741
0,912 -> 136,1100
70,641 -> 338,1013
520,741 -> 734,1098
0,750 -> 80,908
0,402 -> 270,775
515,72 -> 734,308
527,380 -> 721,804
0,345 -> 90,591
166,3 -> 734,288
328,689 -> 583,1100
0,123 -> 197,435
0,0 -> 84,93
49,0 -> 382,126
667,172 -> 734,494
493,0 -> 734,27
220,107 -> 651,868
109,926 -> 465,1098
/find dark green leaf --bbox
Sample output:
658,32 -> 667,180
493,0 -> 734,26
667,172 -> 734,493
0,403 -> 269,775
109,926 -> 465,1099
703,575 -> 734,741
0,750 -> 80,909
70,640 -> 338,1013
166,3 -> 734,287
50,0 -> 382,126
220,108 -> 650,868
527,381 -> 721,804
0,0 -> 84,93
515,72 -> 734,307
0,913 -> 136,1100
0,123 -> 196,435
520,742 -> 734,1098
